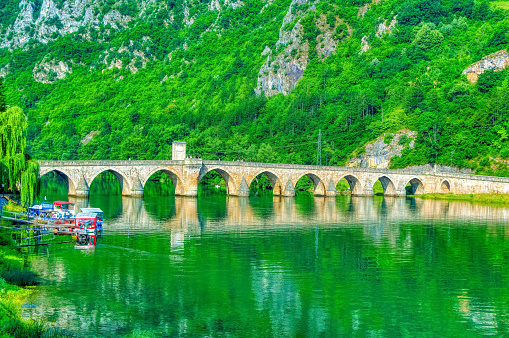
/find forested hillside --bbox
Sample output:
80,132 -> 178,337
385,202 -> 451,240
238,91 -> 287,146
1,0 -> 509,175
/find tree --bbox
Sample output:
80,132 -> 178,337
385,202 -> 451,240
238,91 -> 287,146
0,79 -> 5,112
413,23 -> 444,50
419,111 -> 442,164
0,106 -> 40,206
478,69 -> 503,93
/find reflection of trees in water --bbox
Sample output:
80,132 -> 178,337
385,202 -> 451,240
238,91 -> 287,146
248,195 -> 274,219
294,195 -> 315,217
143,196 -> 176,220
89,195 -> 123,219
144,172 -> 175,196
197,195 -> 227,221
37,172 -> 68,203
198,171 -> 227,196
90,172 -> 121,196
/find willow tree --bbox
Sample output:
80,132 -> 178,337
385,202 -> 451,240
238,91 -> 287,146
0,106 -> 39,207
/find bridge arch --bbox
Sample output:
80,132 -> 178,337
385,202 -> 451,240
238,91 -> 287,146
198,167 -> 237,195
336,174 -> 363,195
403,177 -> 425,195
40,169 -> 77,195
441,180 -> 451,193
373,175 -> 398,196
142,168 -> 185,195
89,168 -> 132,196
248,170 -> 283,196
295,173 -> 327,196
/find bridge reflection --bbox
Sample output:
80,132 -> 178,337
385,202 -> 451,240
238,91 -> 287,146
68,195 -> 509,249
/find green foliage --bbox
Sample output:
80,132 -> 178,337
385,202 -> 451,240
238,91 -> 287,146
0,0 -> 507,175
398,134 -> 407,145
46,16 -> 63,30
0,106 -> 39,206
335,178 -> 350,193
413,23 -> 444,50
295,175 -> 313,194
477,69 -> 504,92
1,269 -> 38,287
0,79 -> 5,112
384,133 -> 394,145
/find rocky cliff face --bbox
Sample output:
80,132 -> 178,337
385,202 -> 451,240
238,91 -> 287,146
33,56 -> 72,83
0,0 -> 256,82
462,49 -> 509,83
347,130 -> 416,168
1,0 -> 140,50
255,0 -> 316,97
255,0 -> 350,97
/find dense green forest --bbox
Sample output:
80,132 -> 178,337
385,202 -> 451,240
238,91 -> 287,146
0,0 -> 509,176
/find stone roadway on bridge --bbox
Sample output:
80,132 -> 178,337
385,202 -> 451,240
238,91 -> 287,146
39,160 -> 509,197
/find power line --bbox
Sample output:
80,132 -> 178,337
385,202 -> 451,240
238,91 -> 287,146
317,129 -> 321,165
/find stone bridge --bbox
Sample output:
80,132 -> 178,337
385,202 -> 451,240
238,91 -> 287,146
38,159 -> 509,197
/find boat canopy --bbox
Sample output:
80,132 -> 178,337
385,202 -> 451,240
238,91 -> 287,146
75,212 -> 98,219
80,208 -> 103,214
54,201 -> 75,206
41,202 -> 53,209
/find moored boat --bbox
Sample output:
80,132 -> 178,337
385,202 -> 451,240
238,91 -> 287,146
74,226 -> 96,249
74,212 -> 100,236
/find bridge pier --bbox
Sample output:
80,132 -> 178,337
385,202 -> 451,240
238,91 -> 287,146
129,177 -> 144,197
75,175 -> 89,197
236,177 -> 250,197
325,179 -> 336,197
283,179 -> 295,197
177,188 -> 198,197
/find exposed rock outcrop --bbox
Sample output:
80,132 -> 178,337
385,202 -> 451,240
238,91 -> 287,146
0,0 -> 151,49
33,56 -> 72,83
82,130 -> 99,145
0,65 -> 9,78
347,130 -> 416,168
359,36 -> 370,54
376,15 -> 397,37
357,0 -> 381,18
462,49 -> 509,83
315,13 -> 342,59
255,0 -> 315,97
256,0 -> 348,97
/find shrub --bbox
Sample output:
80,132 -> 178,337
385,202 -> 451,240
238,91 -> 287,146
1,254 -> 24,271
0,231 -> 14,247
398,134 -> 409,145
384,133 -> 394,144
477,70 -> 503,93
1,269 -> 38,286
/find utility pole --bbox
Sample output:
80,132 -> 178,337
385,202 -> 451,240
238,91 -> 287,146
317,129 -> 322,166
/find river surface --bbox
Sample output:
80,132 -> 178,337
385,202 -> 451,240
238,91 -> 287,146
22,194 -> 509,336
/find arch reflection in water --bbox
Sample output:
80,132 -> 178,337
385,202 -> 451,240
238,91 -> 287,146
24,195 -> 509,337
72,195 -> 509,247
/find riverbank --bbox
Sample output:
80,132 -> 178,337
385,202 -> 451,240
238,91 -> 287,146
0,223 -> 52,337
1,207 -> 157,338
412,193 -> 509,205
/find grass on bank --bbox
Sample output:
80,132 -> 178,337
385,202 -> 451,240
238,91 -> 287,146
3,200 -> 25,212
0,227 -> 68,338
412,193 -> 509,205
492,1 -> 509,10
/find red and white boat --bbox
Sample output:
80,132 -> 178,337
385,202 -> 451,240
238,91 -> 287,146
74,212 -> 100,236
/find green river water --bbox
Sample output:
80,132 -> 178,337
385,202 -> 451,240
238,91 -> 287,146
20,177 -> 509,337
